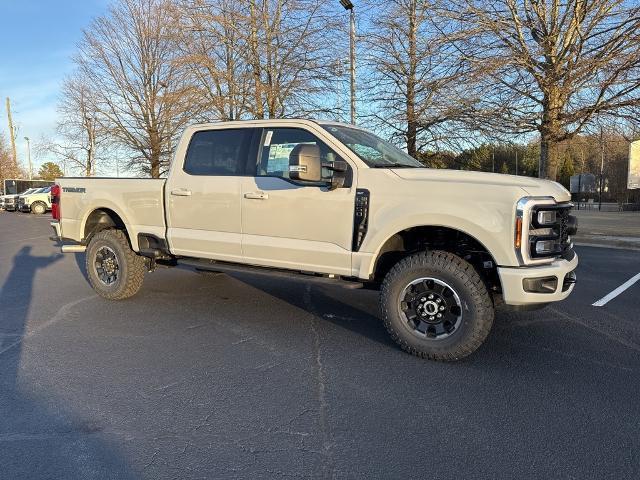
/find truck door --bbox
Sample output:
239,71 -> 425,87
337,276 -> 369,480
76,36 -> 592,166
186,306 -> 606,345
241,127 -> 355,276
166,127 -> 259,262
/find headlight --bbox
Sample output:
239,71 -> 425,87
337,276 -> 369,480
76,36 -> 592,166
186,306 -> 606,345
515,197 -> 577,265
535,239 -> 558,255
536,210 -> 556,225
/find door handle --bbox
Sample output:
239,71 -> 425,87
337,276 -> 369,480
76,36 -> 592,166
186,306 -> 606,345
244,192 -> 269,200
171,188 -> 192,196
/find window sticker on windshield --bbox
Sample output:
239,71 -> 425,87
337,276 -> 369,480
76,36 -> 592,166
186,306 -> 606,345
264,131 -> 273,147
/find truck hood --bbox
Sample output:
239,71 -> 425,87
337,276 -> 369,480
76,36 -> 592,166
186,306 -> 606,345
390,168 -> 571,202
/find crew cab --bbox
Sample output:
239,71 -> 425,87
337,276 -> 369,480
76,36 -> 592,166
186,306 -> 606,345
19,186 -> 52,214
50,119 -> 578,360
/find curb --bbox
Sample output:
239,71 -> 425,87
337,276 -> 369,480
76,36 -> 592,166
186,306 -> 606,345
574,242 -> 640,252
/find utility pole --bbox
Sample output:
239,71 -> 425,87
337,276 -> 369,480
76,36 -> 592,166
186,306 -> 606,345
492,149 -> 495,173
340,0 -> 356,124
5,97 -> 18,168
599,125 -> 605,211
349,4 -> 356,124
576,148 -> 585,210
515,149 -> 518,175
24,136 -> 33,180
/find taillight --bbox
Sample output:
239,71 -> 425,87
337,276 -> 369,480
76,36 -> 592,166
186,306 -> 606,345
51,184 -> 61,220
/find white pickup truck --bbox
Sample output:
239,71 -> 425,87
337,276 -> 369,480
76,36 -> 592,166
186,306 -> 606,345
50,119 -> 578,360
19,186 -> 52,214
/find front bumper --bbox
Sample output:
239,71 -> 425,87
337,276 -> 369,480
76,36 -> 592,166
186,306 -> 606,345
498,253 -> 578,306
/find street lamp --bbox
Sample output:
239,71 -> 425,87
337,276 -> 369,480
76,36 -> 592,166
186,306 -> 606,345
24,136 -> 33,180
340,0 -> 356,125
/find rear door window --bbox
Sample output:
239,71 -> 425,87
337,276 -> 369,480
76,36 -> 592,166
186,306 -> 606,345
184,129 -> 255,176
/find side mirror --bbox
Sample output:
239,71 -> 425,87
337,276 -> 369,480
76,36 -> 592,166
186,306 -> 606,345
289,144 -> 322,182
324,160 -> 348,190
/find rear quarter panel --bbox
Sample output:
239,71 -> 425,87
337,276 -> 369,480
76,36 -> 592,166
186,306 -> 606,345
57,178 -> 166,251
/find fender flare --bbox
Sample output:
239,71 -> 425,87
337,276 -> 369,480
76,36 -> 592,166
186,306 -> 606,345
363,221 -> 509,280
80,203 -> 137,249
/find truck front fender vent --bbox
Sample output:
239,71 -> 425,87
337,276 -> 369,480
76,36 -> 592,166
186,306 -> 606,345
352,189 -> 370,252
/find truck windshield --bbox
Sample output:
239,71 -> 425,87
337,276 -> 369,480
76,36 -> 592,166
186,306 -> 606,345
321,124 -> 423,168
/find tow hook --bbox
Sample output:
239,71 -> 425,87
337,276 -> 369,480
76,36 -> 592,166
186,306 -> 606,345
562,270 -> 577,292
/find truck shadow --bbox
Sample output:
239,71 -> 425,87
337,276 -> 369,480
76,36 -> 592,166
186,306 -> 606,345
229,272 -> 397,349
219,272 -> 520,360
0,246 -> 133,479
73,251 -> 90,282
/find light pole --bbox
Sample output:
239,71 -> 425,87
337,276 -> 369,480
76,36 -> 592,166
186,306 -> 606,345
340,0 -> 356,125
24,136 -> 33,180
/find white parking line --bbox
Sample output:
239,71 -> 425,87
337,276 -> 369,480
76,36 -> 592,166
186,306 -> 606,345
592,272 -> 640,307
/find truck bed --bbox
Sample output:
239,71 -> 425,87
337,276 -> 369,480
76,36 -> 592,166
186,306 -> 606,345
57,177 -> 166,250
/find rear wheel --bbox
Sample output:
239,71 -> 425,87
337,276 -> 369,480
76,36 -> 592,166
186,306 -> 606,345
86,229 -> 146,300
380,250 -> 494,361
31,201 -> 47,215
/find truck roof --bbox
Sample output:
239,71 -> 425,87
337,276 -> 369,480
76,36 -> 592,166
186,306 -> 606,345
188,118 -> 369,132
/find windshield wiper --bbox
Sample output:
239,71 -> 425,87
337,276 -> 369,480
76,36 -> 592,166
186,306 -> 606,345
370,163 -> 421,168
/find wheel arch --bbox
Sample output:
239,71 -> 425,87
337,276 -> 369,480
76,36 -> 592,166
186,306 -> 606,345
82,207 -> 134,249
369,225 -> 503,295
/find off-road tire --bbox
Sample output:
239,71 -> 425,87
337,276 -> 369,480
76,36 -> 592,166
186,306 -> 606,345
380,250 -> 494,361
31,201 -> 47,215
86,229 -> 146,300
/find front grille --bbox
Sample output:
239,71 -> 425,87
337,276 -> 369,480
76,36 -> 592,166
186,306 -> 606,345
558,207 -> 571,250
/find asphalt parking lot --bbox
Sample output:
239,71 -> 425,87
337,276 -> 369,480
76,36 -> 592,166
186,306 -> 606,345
1,212 -> 639,479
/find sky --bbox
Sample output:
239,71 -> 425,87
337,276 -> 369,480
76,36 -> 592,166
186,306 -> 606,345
0,0 -> 109,174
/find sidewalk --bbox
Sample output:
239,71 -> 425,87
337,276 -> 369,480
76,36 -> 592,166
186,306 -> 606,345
572,210 -> 640,250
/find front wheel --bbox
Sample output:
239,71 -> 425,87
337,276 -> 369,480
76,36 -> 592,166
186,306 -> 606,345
86,229 -> 146,300
31,201 -> 47,215
380,251 -> 494,361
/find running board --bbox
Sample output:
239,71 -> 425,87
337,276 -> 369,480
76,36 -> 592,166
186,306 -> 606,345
61,245 -> 87,253
179,258 -> 363,289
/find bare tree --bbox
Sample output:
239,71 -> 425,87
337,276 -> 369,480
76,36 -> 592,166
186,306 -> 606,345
172,0 -> 250,121
364,1 -> 474,158
75,0 -> 199,178
41,74 -> 103,176
445,0 -> 640,179
0,133 -> 22,189
170,0 -> 340,123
